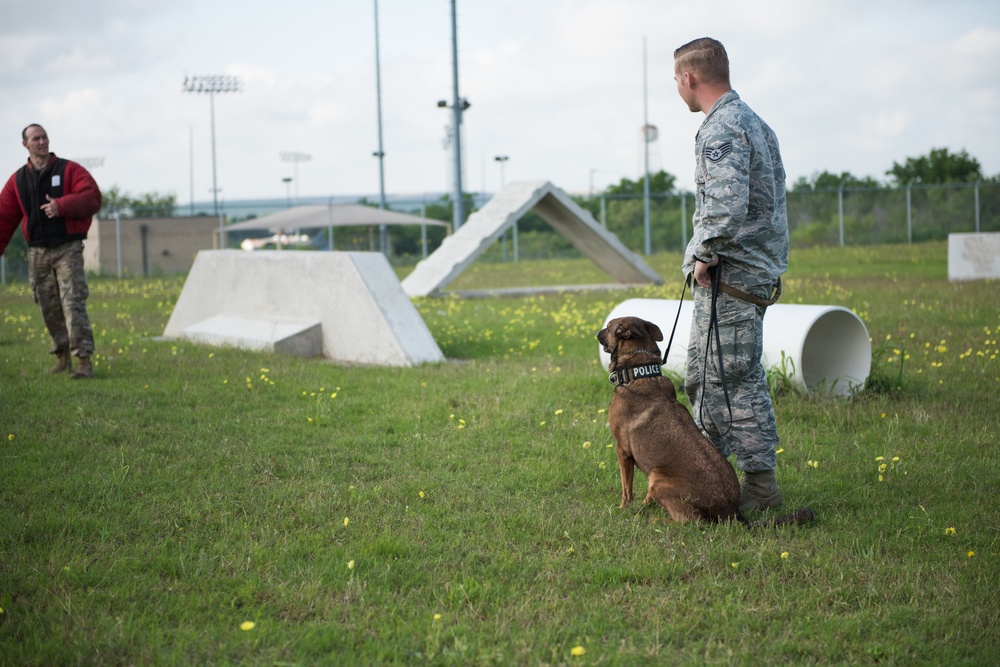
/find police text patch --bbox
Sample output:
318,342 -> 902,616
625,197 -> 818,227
705,141 -> 733,163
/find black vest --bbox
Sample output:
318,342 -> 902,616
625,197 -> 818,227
15,157 -> 81,248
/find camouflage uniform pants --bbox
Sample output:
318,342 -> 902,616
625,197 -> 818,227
684,266 -> 779,473
28,240 -> 95,359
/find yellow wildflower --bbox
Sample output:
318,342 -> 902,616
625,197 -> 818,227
240,621 -> 255,631
571,646 -> 586,657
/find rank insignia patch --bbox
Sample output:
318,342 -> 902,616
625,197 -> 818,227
705,141 -> 733,163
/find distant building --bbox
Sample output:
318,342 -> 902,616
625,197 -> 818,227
83,215 -> 220,277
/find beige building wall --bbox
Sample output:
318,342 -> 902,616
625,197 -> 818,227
84,216 -> 219,276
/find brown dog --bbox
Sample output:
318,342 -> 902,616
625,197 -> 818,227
597,316 -> 813,527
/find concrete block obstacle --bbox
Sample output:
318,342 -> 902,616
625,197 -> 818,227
948,232 -> 1000,281
402,180 -> 662,297
163,250 -> 444,366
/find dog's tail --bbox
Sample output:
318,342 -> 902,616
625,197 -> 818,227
742,506 -> 816,529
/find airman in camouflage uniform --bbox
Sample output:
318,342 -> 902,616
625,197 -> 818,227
674,38 -> 789,510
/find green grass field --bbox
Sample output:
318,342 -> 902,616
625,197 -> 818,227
1,241 -> 997,665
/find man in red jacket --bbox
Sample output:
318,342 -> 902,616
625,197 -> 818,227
0,124 -> 102,378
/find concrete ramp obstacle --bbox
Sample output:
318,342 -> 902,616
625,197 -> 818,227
163,250 -> 444,366
401,180 -> 663,297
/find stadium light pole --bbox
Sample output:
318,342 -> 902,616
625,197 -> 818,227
183,74 -> 241,217
494,155 -> 509,190
494,155 -> 516,263
280,152 -> 312,204
77,157 -> 106,170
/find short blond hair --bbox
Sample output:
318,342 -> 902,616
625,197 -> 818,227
674,38 -> 730,86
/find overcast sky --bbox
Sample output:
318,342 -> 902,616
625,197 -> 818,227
2,0 -> 998,206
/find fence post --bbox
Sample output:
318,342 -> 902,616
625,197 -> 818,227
600,194 -> 606,228
1,256 -> 5,285
512,217 -> 519,263
906,184 -> 912,244
680,191 -> 687,250
838,182 -> 845,247
115,210 -> 123,278
975,181 -> 980,233
420,203 -> 428,258
327,197 -> 335,251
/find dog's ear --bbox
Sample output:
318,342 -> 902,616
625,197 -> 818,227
624,321 -> 647,340
597,327 -> 609,348
645,321 -> 664,342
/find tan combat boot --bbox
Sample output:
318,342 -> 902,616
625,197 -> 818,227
70,356 -> 94,379
49,350 -> 72,374
739,470 -> 782,511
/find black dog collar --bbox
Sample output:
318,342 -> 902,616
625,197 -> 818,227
609,363 -> 662,386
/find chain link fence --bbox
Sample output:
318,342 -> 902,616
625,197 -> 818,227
578,181 -> 1000,257
3,183 -> 998,283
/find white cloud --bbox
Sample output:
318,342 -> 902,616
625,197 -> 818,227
44,48 -> 115,76
953,26 -> 1000,55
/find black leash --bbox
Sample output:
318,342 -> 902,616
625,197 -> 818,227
619,266 -> 734,439
660,273 -> 691,365
699,262 -> 734,437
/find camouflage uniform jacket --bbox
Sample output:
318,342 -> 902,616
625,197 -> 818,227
681,90 -> 788,283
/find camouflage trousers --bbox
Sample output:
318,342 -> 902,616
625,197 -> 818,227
28,240 -> 95,359
684,266 -> 779,473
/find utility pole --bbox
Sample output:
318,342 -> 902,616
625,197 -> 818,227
642,37 -> 652,256
373,0 -> 389,254
442,0 -> 467,230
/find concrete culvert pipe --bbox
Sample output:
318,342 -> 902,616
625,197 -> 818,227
599,298 -> 871,396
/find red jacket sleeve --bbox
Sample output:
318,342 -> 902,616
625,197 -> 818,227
0,173 -> 24,257
58,162 -> 102,218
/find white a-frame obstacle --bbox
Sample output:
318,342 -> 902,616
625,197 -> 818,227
401,181 -> 663,297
